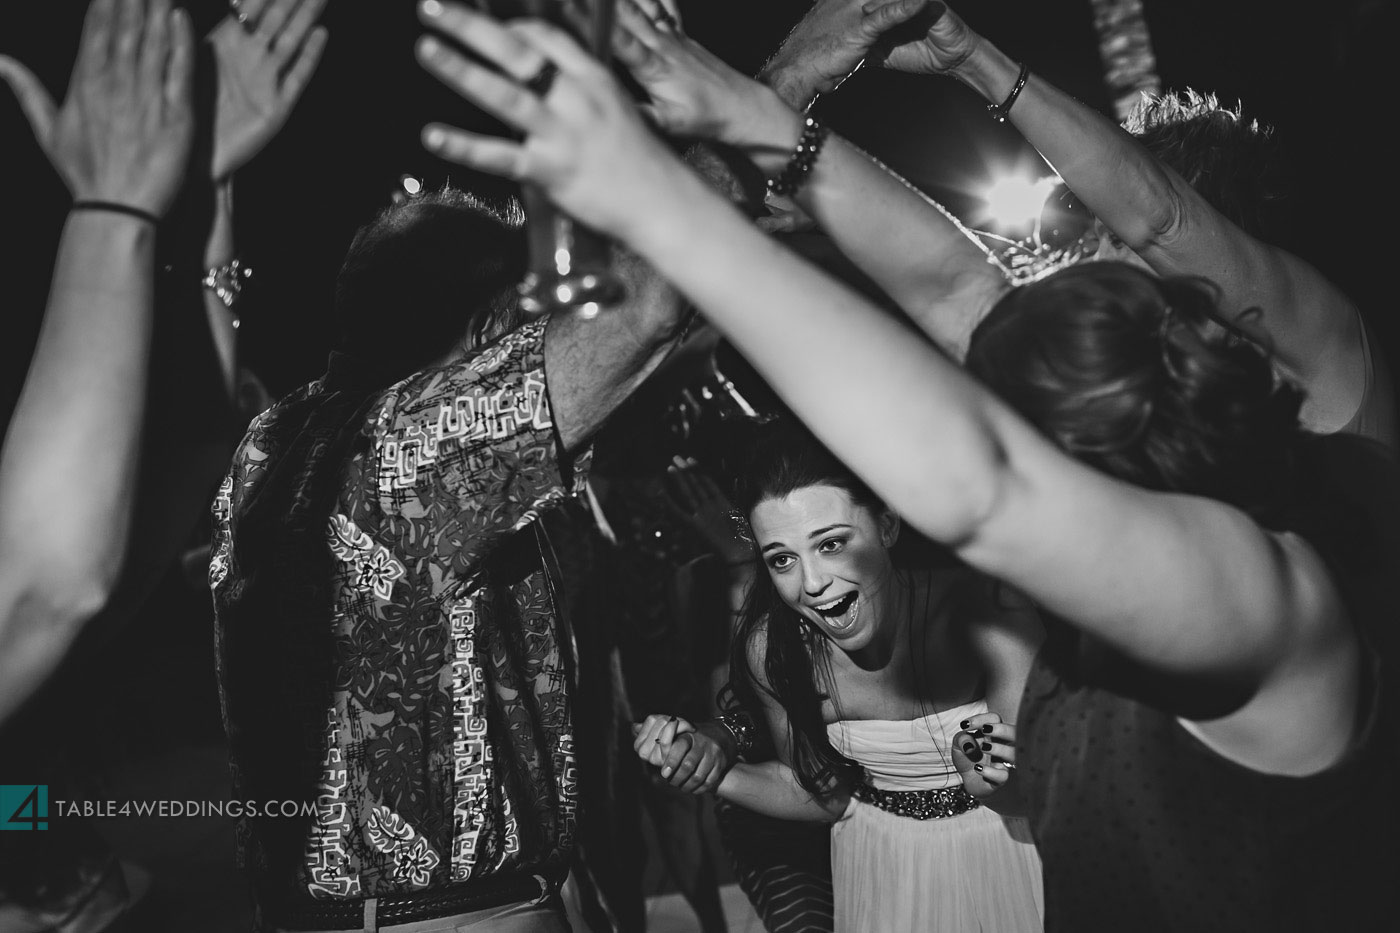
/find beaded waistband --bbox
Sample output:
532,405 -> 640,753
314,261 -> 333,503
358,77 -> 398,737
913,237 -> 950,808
852,782 -> 981,821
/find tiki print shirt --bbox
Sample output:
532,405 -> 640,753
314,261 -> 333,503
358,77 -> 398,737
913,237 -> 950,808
210,320 -> 587,905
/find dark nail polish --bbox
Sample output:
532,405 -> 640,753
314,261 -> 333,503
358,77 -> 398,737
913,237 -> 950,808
967,747 -> 983,763
981,741 -> 993,751
962,741 -> 975,754
959,720 -> 969,730
974,764 -> 983,773
981,724 -> 994,733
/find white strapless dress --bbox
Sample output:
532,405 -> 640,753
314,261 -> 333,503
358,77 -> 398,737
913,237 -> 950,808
825,698 -> 1043,932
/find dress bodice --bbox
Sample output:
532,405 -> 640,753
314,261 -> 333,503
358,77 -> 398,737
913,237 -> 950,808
825,698 -> 987,791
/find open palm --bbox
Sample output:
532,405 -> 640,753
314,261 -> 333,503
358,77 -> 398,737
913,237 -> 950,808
210,0 -> 328,181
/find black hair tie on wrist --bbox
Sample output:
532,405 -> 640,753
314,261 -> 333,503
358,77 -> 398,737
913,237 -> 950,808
987,62 -> 1029,124
70,200 -> 160,226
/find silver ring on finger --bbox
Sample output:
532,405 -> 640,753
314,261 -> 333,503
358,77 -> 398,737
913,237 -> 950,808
524,58 -> 560,97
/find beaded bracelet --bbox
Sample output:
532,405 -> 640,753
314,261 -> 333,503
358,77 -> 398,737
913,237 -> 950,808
987,62 -> 1029,124
766,117 -> 829,198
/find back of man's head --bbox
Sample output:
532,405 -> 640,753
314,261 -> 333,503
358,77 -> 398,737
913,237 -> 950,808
334,186 -> 527,384
1125,89 -> 1294,244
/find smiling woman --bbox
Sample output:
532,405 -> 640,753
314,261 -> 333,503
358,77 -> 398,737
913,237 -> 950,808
707,420 -> 1046,932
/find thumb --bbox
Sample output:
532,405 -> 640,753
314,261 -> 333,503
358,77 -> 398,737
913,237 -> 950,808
0,56 -> 57,145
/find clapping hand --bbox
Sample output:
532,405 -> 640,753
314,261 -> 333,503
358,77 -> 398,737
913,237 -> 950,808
0,0 -> 195,217
950,710 -> 1017,797
210,0 -> 329,181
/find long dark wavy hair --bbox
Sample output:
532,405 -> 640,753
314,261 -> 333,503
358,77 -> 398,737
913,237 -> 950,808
723,422 -> 900,798
965,262 -> 1305,525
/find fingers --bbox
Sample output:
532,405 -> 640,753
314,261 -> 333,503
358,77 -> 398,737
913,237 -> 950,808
660,732 -> 697,782
506,19 -> 611,81
139,0 -> 171,87
112,0 -> 147,73
616,0 -> 665,49
255,0 -> 304,45
76,0 -> 118,80
0,57 -> 58,143
279,25 -> 328,100
953,728 -> 986,764
417,36 -> 548,136
420,2 -> 551,84
974,761 -> 1010,785
163,7 -> 194,110
236,0 -> 273,32
270,0 -> 328,64
862,0 -> 936,31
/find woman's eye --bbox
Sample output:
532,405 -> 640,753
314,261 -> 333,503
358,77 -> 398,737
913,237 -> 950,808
769,555 -> 794,571
818,537 -> 845,554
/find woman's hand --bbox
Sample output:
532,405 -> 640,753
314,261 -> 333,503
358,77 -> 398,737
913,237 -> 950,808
0,0 -> 195,217
416,1 -> 682,243
663,456 -> 754,568
870,0 -> 981,79
632,713 -> 735,794
950,710 -> 1017,797
759,0 -> 939,107
209,0 -> 329,181
608,0 -> 779,146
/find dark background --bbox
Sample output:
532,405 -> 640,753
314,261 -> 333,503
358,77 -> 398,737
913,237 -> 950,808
2,0 -> 1395,408
0,1 -> 1394,927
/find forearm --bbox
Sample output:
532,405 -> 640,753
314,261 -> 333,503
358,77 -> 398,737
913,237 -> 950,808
726,84 -> 1007,358
955,40 -> 1183,254
202,179 -> 239,399
717,761 -> 847,821
0,212 -> 157,719
616,163 -> 1008,545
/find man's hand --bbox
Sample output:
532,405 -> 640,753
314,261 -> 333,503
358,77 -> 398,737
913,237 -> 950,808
633,713 -> 737,794
210,0 -> 329,181
870,0 -> 978,78
758,0 -> 936,110
0,0 -> 195,216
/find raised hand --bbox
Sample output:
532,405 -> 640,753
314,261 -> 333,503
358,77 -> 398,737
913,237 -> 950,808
608,0 -> 775,145
950,710 -> 1017,797
663,456 -> 754,567
633,712 -> 696,767
869,0 -> 979,78
210,0 -> 329,181
416,1 -> 679,240
0,0 -> 195,216
759,0 -> 937,108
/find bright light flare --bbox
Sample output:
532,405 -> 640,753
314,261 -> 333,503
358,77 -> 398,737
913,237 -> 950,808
400,174 -> 423,196
979,173 -> 1059,231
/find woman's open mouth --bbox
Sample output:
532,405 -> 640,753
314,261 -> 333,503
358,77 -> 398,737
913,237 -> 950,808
813,593 -> 860,634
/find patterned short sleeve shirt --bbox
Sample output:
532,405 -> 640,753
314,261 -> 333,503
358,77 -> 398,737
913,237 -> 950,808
211,320 -> 588,906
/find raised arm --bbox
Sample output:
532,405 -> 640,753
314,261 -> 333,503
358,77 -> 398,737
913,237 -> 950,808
0,0 -> 194,724
609,0 -> 1008,358
883,2 -> 1380,436
203,0 -> 330,396
418,4 -> 1360,778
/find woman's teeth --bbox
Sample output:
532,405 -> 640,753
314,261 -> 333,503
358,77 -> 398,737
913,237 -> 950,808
815,593 -> 859,632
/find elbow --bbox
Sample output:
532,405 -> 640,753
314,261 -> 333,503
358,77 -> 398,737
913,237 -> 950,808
1117,181 -> 1190,255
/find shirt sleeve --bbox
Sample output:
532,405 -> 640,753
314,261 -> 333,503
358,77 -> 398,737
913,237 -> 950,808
365,319 -> 592,581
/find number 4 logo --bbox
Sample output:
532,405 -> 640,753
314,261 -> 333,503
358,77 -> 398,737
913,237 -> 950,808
0,785 -> 48,831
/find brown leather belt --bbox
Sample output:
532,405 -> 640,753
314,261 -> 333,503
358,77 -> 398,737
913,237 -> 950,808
264,865 -> 566,931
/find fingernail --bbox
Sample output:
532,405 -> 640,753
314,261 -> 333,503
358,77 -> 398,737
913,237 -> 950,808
981,724 -> 994,733
424,127 -> 445,148
962,741 -> 975,753
959,720 -> 969,729
981,742 -> 993,751
661,767 -> 671,778
421,0 -> 443,16
974,764 -> 983,773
